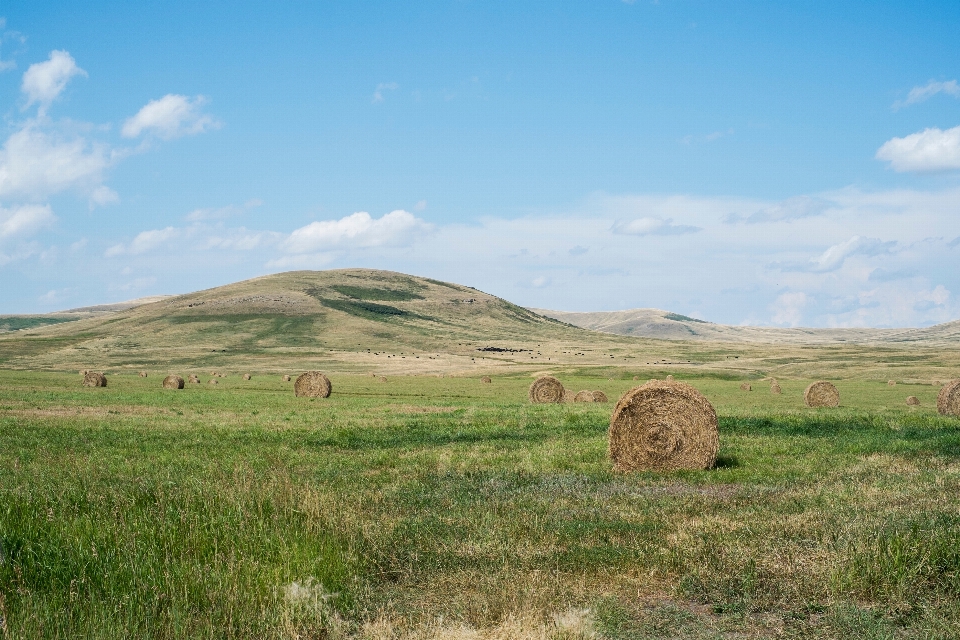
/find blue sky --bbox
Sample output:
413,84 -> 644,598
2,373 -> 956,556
1,0 -> 959,327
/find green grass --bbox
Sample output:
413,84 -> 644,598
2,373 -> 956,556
0,317 -> 80,333
1,371 -> 959,638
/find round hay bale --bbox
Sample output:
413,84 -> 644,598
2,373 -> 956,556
82,372 -> 107,388
80,370 -> 88,375
139,371 -> 148,378
529,376 -> 564,404
282,375 -> 291,382
208,379 -> 218,385
295,371 -> 332,398
770,383 -> 782,395
632,376 -> 639,381
665,374 -> 674,381
242,373 -> 251,381
162,374 -> 184,389
481,376 -> 492,384
574,390 -> 595,403
563,388 -> 575,403
887,380 -> 896,387
378,376 -> 387,383
609,380 -> 719,472
804,381 -> 840,408
592,390 -> 609,403
937,380 -> 960,416
906,396 -> 920,406
189,377 -> 200,384
740,383 -> 752,391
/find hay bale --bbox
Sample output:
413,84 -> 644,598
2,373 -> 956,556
563,388 -> 575,403
295,371 -> 332,398
592,390 -> 609,403
139,371 -> 148,378
770,383 -> 782,395
574,390 -> 595,403
481,376 -> 492,384
665,375 -> 674,381
804,381 -> 840,408
632,376 -> 639,381
242,374 -> 251,380
82,372 -> 107,388
378,376 -> 387,383
189,378 -> 200,384
282,375 -> 291,382
888,380 -> 896,387
937,380 -> 960,416
162,375 -> 184,389
740,383 -> 752,391
609,380 -> 718,472
208,379 -> 218,385
906,396 -> 920,406
529,376 -> 564,404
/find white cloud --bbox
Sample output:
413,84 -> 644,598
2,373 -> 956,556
0,124 -> 111,200
122,94 -> 219,139
611,216 -> 700,236
284,210 -> 430,253
809,236 -> 893,272
21,50 -> 86,114
372,82 -> 398,104
770,292 -> 809,327
186,199 -> 262,222
876,125 -> 960,172
89,185 -> 119,207
725,196 -> 830,224
0,204 -> 55,240
105,227 -> 180,257
893,80 -> 960,110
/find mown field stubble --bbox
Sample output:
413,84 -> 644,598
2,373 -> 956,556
2,370 -> 960,639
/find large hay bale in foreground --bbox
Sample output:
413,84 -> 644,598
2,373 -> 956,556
609,380 -> 719,472
295,371 -> 332,398
574,390 -> 595,403
82,372 -> 107,388
162,375 -> 184,390
804,381 -> 840,408
937,380 -> 960,416
906,396 -> 920,406
481,376 -> 492,384
593,390 -> 609,403
529,376 -> 564,404
740,383 -> 752,391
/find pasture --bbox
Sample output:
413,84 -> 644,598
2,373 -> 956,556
1,370 -> 959,638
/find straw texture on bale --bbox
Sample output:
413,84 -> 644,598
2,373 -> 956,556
295,371 -> 332,398
282,375 -> 291,382
609,380 -> 719,472
563,388 -> 575,403
529,376 -> 565,404
481,376 -> 492,384
208,379 -> 218,385
162,375 -> 184,390
937,380 -> 960,416
592,390 -> 609,403
242,374 -> 251,380
804,381 -> 840,408
82,372 -> 107,388
906,396 -> 920,406
888,380 -> 896,387
770,383 -> 782,395
740,383 -> 752,391
189,377 -> 200,384
139,371 -> 148,378
573,390 -> 595,403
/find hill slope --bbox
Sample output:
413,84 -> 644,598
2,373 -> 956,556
532,308 -> 960,345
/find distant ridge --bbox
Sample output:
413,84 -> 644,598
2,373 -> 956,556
530,308 -> 960,344
59,295 -> 174,314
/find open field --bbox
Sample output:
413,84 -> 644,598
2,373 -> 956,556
2,370 -> 960,638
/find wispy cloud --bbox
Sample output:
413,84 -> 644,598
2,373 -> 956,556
284,210 -> 430,253
724,196 -> 830,224
876,125 -> 960,172
21,50 -> 86,115
122,94 -> 219,139
808,235 -> 894,272
0,204 -> 55,241
611,216 -> 700,236
892,79 -> 960,110
372,82 -> 398,104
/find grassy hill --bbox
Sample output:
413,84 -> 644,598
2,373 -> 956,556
1,269 -> 958,382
